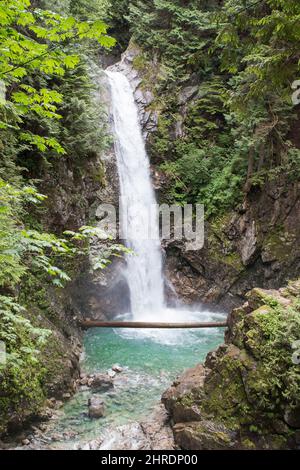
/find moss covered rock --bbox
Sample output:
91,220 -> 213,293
0,260 -> 84,437
162,279 -> 300,449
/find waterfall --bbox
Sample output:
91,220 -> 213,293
106,71 -> 164,318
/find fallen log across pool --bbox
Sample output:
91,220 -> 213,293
79,320 -> 228,329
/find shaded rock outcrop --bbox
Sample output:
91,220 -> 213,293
162,280 -> 300,450
164,178 -> 300,311
0,300 -> 82,436
43,68 -> 130,321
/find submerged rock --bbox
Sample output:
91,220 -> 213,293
99,423 -> 149,450
88,397 -> 105,419
107,369 -> 117,379
88,373 -> 114,392
112,364 -> 123,373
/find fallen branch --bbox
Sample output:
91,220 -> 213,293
79,320 -> 228,329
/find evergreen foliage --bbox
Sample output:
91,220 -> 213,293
0,0 -> 119,431
113,0 -> 300,215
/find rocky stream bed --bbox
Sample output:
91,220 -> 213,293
1,315 -> 224,450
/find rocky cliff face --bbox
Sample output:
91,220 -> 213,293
107,42 -> 159,139
165,178 -> 300,310
59,72 -> 130,321
162,280 -> 300,450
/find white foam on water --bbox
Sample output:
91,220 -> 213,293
113,307 -> 225,345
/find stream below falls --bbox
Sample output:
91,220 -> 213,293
28,308 -> 225,450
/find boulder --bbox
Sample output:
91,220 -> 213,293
162,364 -> 206,424
89,373 -> 114,392
107,369 -> 116,378
22,439 -> 30,446
173,421 -> 238,450
88,396 -> 105,419
284,407 -> 300,429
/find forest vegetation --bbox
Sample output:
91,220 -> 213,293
0,0 -> 300,446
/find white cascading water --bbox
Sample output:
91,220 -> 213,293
107,70 -> 225,343
106,70 -> 164,318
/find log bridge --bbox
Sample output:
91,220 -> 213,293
80,320 -> 228,329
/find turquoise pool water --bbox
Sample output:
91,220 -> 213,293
42,310 -> 225,449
